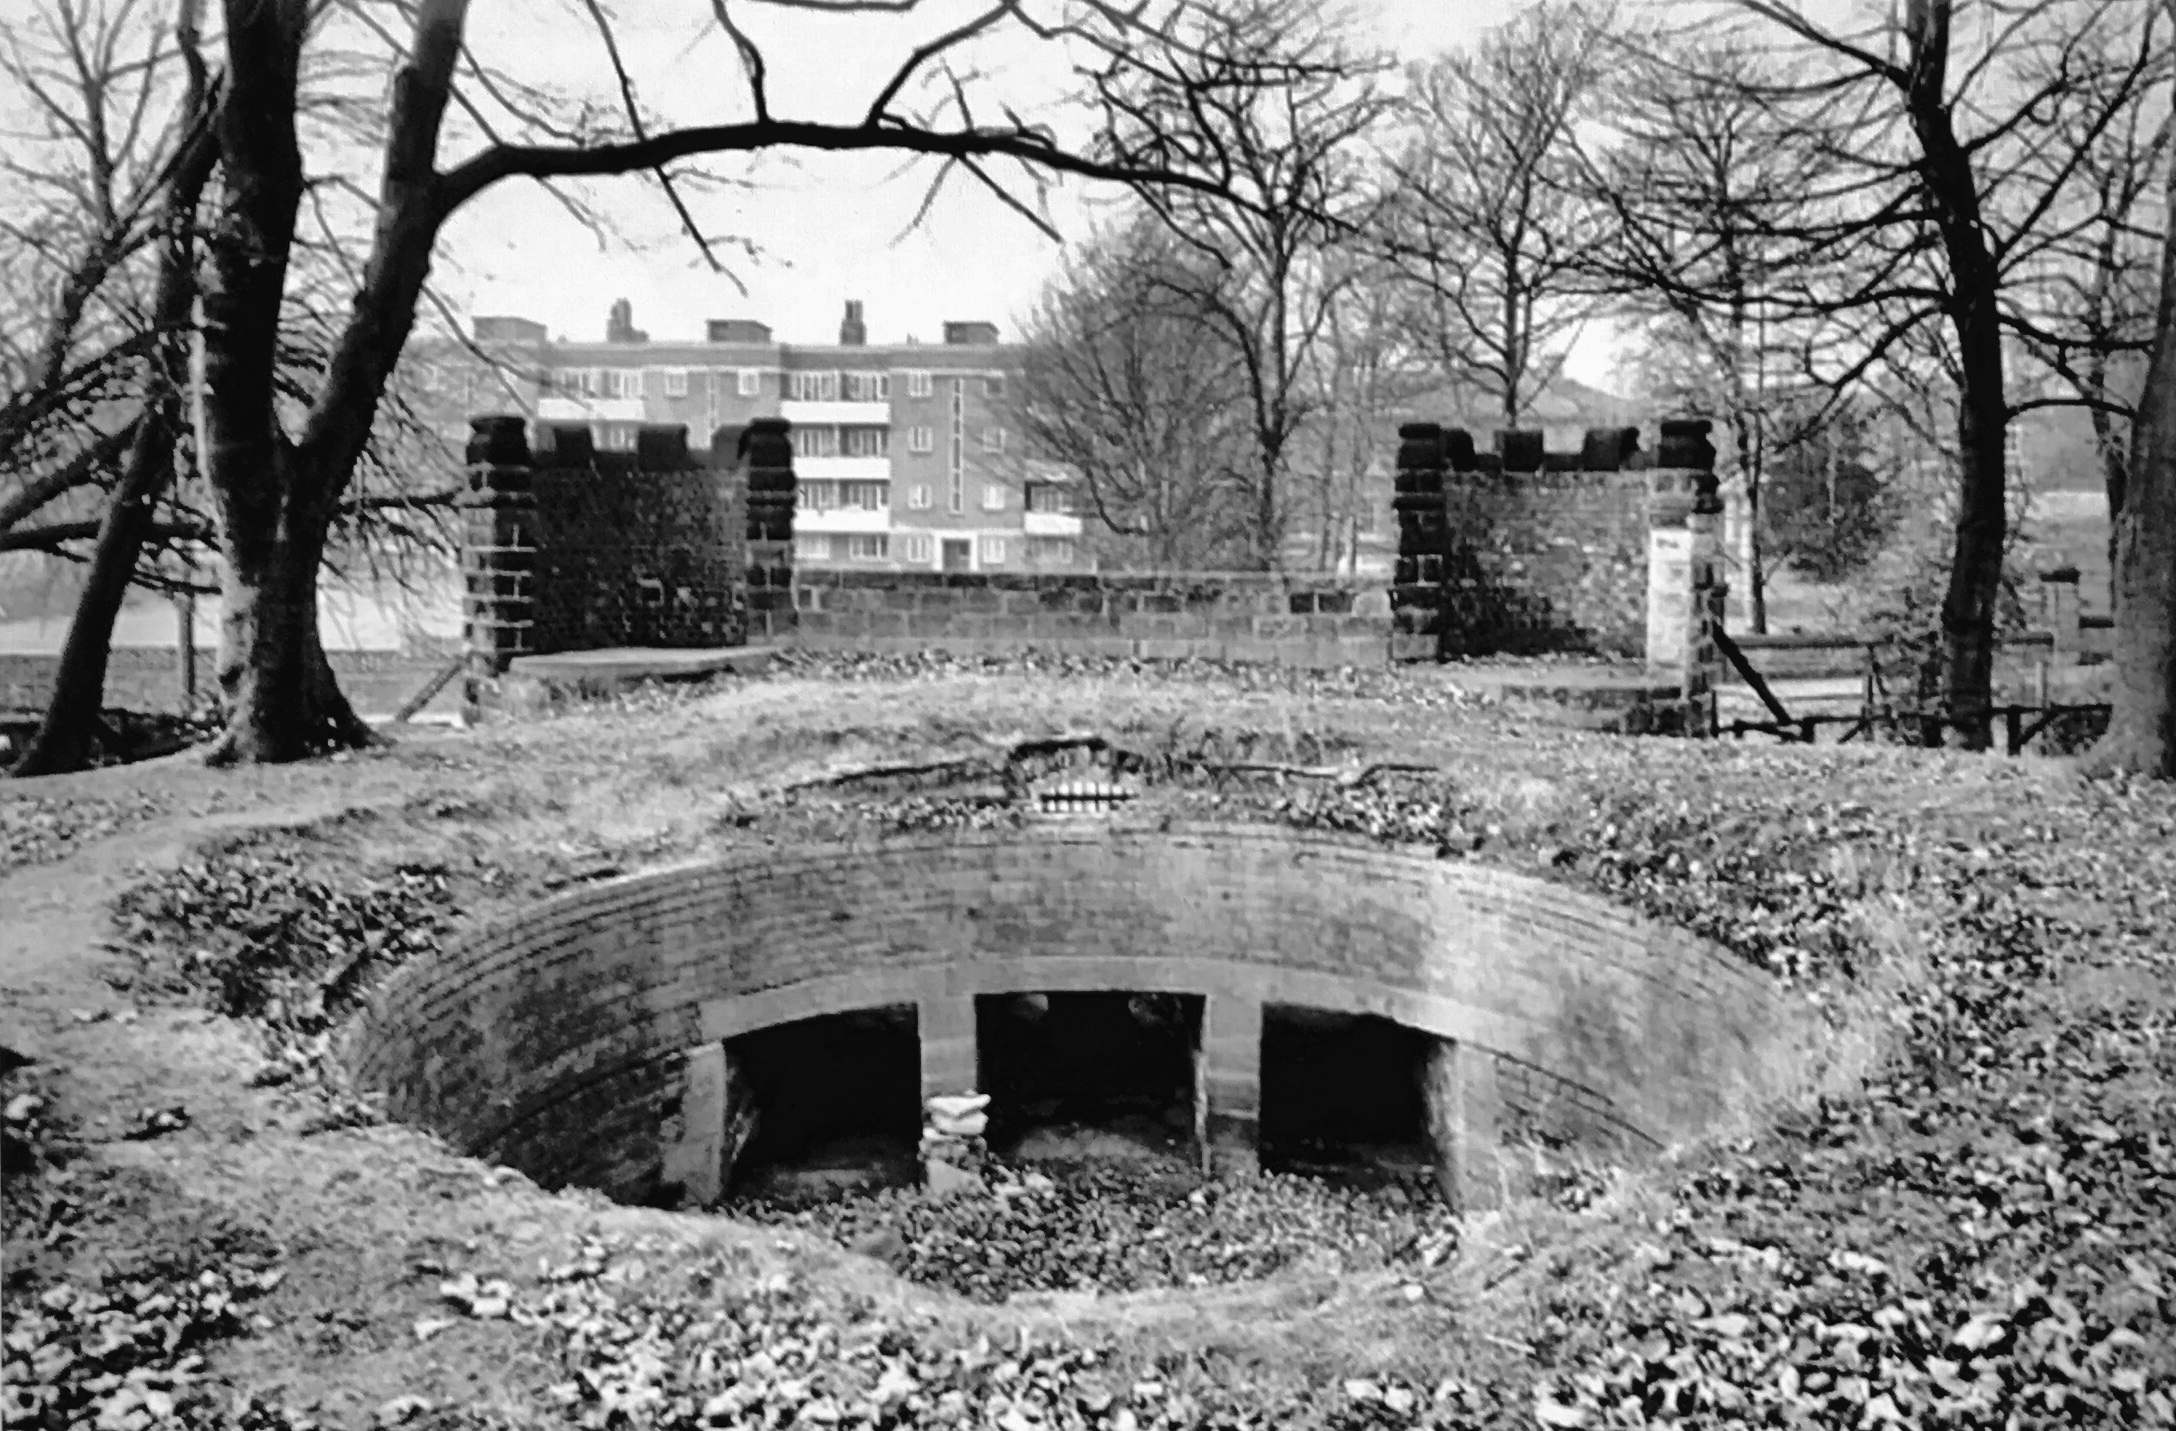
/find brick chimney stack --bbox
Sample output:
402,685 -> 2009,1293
606,298 -> 648,344
839,299 -> 866,347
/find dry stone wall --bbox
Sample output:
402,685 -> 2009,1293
347,823 -> 1808,1208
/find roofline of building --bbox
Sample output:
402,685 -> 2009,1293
526,340 -> 1018,360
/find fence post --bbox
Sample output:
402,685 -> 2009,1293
2040,565 -> 2081,670
1647,418 -> 1722,734
173,593 -> 196,707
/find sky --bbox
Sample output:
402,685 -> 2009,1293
431,0 -> 1603,375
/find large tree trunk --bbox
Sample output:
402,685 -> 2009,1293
2087,77 -> 2176,779
10,420 -> 175,776
1939,315 -> 2008,750
1909,19 -> 2007,752
195,0 -> 464,763
206,449 -> 376,764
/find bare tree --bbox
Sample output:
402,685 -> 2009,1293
1577,30 -> 1852,631
1594,0 -> 2167,745
1015,213 -> 1254,568
2090,0 -> 2176,778
1110,0 -> 1393,569
2002,23 -> 2171,607
1382,0 -> 1612,430
1,0 -> 219,775
171,0 -> 1385,761
1295,260 -> 1424,574
0,0 -> 469,774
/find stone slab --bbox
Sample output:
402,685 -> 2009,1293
505,645 -> 778,686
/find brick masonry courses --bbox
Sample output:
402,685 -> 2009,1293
347,821 -> 1814,1211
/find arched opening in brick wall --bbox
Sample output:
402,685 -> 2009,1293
1259,1007 -> 1434,1189
974,991 -> 1203,1166
350,825 -> 1814,1215
725,1006 -> 922,1199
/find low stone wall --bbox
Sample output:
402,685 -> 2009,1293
789,572 -> 1389,668
347,822 -> 1810,1207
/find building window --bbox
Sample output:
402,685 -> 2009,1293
985,373 -> 1006,398
789,370 -> 841,402
662,369 -> 688,397
846,535 -> 890,561
554,370 -> 582,396
604,369 -> 640,399
948,378 -> 966,514
1030,537 -> 1075,565
843,426 -> 890,458
907,370 -> 933,398
1026,485 -> 1073,514
901,534 -> 932,564
979,536 -> 1006,565
792,426 -> 841,458
795,534 -> 832,561
599,424 -> 637,450
981,426 -> 1006,453
738,368 -> 760,397
907,425 -> 933,454
798,481 -> 839,511
981,483 -> 1006,511
846,482 -> 888,511
908,484 -> 932,509
844,371 -> 890,402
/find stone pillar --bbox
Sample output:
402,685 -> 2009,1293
1421,1038 -> 1512,1212
918,994 -> 978,1104
740,418 -> 797,643
1390,422 -> 1448,663
1201,991 -> 1263,1178
658,1042 -> 758,1208
2041,566 -> 2081,668
1646,419 -> 1723,734
917,996 -> 984,1194
460,416 -> 538,723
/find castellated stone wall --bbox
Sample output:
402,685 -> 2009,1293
1394,422 -> 1718,662
345,822 -> 1810,1208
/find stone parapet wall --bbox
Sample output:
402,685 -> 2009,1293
347,823 -> 1809,1207
789,571 -> 1389,668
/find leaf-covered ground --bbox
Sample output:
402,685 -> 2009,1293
2,660 -> 2172,1429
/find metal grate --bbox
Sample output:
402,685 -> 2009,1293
1035,779 -> 1135,816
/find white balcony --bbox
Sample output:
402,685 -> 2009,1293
795,455 -> 892,482
781,399 -> 891,427
537,396 -> 646,423
794,507 -> 893,534
1023,510 -> 1083,537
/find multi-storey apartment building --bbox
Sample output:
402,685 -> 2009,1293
435,300 -> 1086,573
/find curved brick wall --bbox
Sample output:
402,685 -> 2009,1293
347,823 -> 1809,1202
